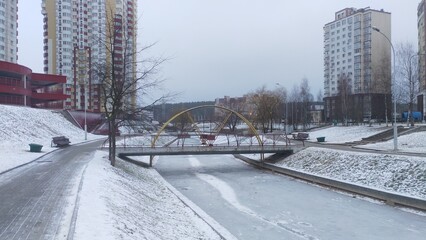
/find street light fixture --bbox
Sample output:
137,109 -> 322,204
372,26 -> 398,151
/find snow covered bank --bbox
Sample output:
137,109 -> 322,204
74,151 -> 223,240
0,105 -> 103,173
275,147 -> 426,199
307,125 -> 388,143
361,131 -> 426,153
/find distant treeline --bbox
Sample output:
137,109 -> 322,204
152,101 -> 215,123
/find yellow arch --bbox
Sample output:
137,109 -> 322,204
151,105 -> 262,147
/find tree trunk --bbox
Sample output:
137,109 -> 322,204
385,95 -> 389,127
108,120 -> 113,160
409,102 -> 415,127
110,123 -> 116,166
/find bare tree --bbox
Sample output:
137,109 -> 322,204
316,89 -> 323,102
372,51 -> 392,126
289,84 -> 301,130
173,110 -> 193,133
220,98 -> 247,132
299,78 -> 313,130
275,83 -> 288,130
396,42 -> 419,126
95,9 -> 169,166
337,73 -> 352,126
248,86 -> 282,133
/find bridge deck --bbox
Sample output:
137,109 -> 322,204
116,145 -> 296,156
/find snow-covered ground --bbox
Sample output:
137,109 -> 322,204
307,125 -> 389,143
74,151 -> 224,240
273,125 -> 426,199
276,147 -> 426,199
1,104 -> 426,239
0,105 -> 104,173
361,130 -> 426,153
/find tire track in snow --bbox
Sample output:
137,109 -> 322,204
188,156 -> 319,240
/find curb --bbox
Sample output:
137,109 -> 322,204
234,154 -> 426,211
66,163 -> 89,240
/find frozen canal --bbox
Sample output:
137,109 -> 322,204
155,154 -> 426,240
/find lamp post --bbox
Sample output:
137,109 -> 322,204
84,83 -> 87,140
372,26 -> 397,151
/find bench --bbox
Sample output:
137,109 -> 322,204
51,136 -> 71,147
292,132 -> 309,140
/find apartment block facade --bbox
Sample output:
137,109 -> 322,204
323,7 -> 392,123
41,0 -> 137,112
0,0 -> 18,63
418,0 -> 426,118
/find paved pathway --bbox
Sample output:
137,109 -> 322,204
0,140 -> 101,240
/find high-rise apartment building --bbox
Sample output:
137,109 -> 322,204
418,0 -> 426,118
323,7 -> 391,122
0,0 -> 18,63
41,0 -> 137,112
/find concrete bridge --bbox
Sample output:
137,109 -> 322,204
116,105 -> 304,166
116,144 -> 301,167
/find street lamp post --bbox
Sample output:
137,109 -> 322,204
84,83 -> 87,140
372,26 -> 397,151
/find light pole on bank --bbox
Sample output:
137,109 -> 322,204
84,83 -> 87,140
372,26 -> 397,151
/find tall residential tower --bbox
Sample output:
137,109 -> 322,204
0,0 -> 18,63
323,7 -> 391,122
41,0 -> 137,112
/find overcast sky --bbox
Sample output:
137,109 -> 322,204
18,1 -> 418,103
